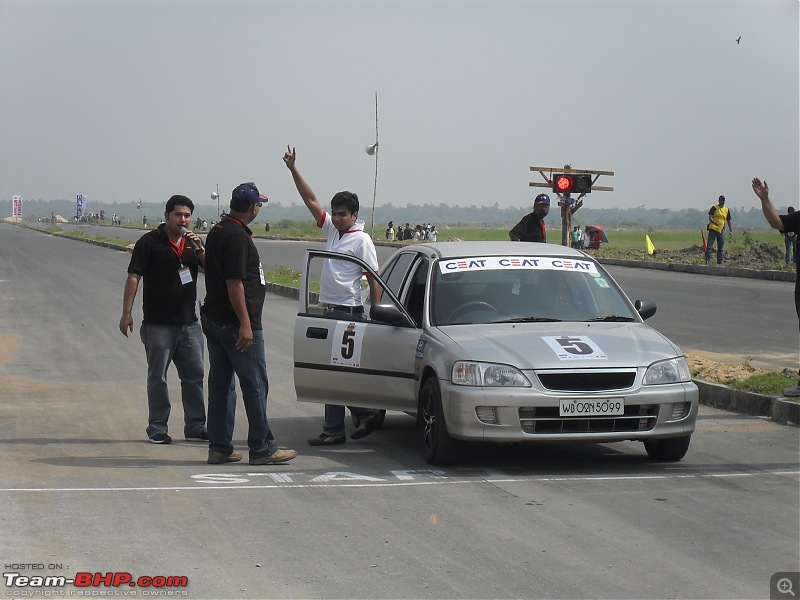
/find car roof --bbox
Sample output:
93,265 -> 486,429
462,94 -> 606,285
401,241 -> 589,260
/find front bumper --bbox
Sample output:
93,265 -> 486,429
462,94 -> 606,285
439,380 -> 698,442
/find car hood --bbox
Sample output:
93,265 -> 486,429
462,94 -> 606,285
436,322 -> 682,370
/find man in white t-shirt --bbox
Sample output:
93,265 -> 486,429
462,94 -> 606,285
283,146 -> 384,446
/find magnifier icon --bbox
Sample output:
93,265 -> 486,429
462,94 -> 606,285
777,578 -> 796,597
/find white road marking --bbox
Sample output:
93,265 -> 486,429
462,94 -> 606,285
0,469 -> 796,493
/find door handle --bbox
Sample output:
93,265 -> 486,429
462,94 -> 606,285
306,327 -> 329,340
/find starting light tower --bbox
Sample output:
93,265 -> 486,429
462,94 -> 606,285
553,173 -> 593,195
530,165 -> 614,247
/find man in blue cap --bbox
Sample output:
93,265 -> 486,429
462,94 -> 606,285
509,193 -> 550,242
201,182 -> 297,465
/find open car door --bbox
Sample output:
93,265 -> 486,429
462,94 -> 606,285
293,250 -> 421,412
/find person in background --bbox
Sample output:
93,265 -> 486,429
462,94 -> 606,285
752,177 -> 800,397
783,207 -> 796,265
570,226 -> 581,249
119,195 -> 208,444
509,194 -> 550,242
705,195 -> 733,265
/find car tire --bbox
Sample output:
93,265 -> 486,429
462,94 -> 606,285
643,435 -> 691,461
418,377 -> 462,465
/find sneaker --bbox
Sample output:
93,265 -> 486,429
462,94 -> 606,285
148,433 -> 172,444
782,384 -> 800,398
207,449 -> 243,464
351,410 -> 385,440
308,434 -> 346,446
185,430 -> 209,442
249,448 -> 298,465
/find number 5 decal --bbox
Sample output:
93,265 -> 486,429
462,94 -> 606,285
331,322 -> 367,367
341,329 -> 356,359
542,335 -> 607,360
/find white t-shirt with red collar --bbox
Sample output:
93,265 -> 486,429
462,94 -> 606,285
318,212 -> 379,306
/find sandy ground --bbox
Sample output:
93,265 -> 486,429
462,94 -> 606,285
685,350 -> 796,385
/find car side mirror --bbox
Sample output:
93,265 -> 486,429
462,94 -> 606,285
369,302 -> 408,326
634,298 -> 657,320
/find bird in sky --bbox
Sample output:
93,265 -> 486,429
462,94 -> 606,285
736,36 -> 742,44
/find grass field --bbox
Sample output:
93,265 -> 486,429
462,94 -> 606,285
262,221 -> 785,253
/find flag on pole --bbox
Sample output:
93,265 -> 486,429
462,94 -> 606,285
700,228 -> 707,252
76,194 -> 87,219
645,234 -> 655,255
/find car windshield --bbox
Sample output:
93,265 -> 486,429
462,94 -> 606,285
430,255 -> 638,326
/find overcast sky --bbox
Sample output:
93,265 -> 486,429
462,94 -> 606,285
1,0 -> 797,214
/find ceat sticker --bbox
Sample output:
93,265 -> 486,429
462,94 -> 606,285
438,256 -> 598,275
415,339 -> 427,359
331,321 -> 367,367
542,335 -> 607,360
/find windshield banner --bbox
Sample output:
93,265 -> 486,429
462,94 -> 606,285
438,256 -> 599,275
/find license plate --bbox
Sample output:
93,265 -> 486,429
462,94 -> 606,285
559,398 -> 624,417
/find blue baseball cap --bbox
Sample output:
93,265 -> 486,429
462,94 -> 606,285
535,193 -> 551,205
232,182 -> 268,206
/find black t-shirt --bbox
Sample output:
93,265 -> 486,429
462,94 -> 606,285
509,212 -> 546,242
780,210 -> 800,289
201,216 -> 266,330
127,224 -> 200,325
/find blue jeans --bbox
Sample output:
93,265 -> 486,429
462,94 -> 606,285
139,322 -> 206,439
705,229 -> 725,264
322,405 -> 379,437
785,235 -> 796,265
201,315 -> 277,459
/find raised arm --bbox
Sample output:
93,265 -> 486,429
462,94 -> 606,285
752,178 -> 783,231
283,146 -> 325,224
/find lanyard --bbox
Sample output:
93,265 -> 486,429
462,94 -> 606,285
224,215 -> 252,238
167,237 -> 186,266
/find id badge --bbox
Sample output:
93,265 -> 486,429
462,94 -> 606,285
258,261 -> 265,285
179,266 -> 193,285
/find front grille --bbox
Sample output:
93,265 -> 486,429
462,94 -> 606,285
519,404 -> 658,434
537,370 -> 636,392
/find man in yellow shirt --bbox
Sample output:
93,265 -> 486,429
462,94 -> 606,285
705,195 -> 733,265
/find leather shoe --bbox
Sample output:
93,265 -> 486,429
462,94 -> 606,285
207,449 -> 242,464
351,410 -> 384,440
308,434 -> 346,446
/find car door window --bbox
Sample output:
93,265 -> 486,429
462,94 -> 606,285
380,252 -> 416,300
403,259 -> 429,327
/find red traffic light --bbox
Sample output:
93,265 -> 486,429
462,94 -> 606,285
555,175 -> 574,192
552,173 -> 592,194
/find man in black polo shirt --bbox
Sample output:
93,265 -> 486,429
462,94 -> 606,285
119,195 -> 208,444
201,182 -> 297,465
509,194 -> 551,242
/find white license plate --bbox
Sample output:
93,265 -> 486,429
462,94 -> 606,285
559,398 -> 624,417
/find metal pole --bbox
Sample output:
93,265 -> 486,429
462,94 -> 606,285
370,92 -> 378,238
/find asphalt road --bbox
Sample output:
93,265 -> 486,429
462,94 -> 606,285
1,223 -> 798,599
83,223 -> 799,370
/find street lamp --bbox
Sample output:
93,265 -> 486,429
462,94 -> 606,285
211,184 -> 219,221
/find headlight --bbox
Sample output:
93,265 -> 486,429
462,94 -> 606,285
452,361 -> 531,387
643,357 -> 692,385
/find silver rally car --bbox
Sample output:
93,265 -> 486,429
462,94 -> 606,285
293,241 -> 698,465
